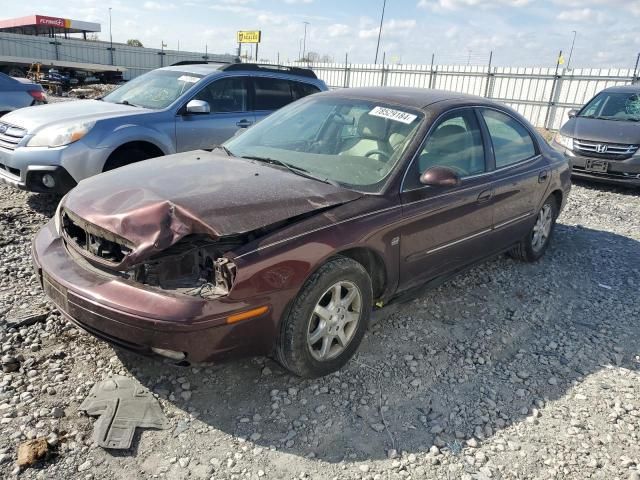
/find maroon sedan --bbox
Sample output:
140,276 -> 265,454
33,87 -> 571,377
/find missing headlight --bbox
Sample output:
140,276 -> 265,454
129,236 -> 240,299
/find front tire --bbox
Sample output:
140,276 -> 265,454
509,196 -> 558,262
276,257 -> 373,378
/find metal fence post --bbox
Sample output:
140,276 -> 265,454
343,53 -> 350,88
428,53 -> 435,89
633,53 -> 640,85
544,50 -> 563,130
484,51 -> 493,98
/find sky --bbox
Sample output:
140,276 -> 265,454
3,0 -> 640,68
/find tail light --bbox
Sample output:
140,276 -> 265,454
28,90 -> 47,103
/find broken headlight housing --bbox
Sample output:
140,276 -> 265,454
127,236 -> 239,299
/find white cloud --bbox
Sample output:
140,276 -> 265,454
556,7 -> 608,24
143,1 -> 176,10
418,0 -> 532,10
327,24 -> 351,37
284,0 -> 313,3
359,19 -> 416,39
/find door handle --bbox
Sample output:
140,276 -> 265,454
236,119 -> 253,128
477,189 -> 493,203
538,170 -> 549,183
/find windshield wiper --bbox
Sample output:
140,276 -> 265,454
212,145 -> 234,156
115,100 -> 140,107
241,155 -> 339,187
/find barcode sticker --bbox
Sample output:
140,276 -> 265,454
369,106 -> 417,124
178,75 -> 200,84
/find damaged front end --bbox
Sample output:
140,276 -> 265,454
60,208 -> 240,300
127,236 -> 240,299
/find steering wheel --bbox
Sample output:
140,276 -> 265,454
364,149 -> 390,162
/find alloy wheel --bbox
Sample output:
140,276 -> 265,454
531,204 -> 553,253
307,280 -> 362,362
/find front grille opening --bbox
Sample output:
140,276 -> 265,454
62,212 -> 132,263
0,162 -> 20,177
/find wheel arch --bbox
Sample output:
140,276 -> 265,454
329,246 -> 388,300
102,140 -> 165,172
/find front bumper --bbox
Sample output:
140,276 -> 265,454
32,221 -> 278,363
552,140 -> 640,187
0,139 -> 108,194
0,164 -> 77,193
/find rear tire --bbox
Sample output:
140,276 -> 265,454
509,196 -> 558,262
276,257 -> 373,378
103,147 -> 158,172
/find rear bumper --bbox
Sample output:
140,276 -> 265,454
32,221 -> 279,363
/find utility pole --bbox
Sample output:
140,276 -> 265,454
302,22 -> 310,62
374,0 -> 386,64
108,7 -> 114,65
567,30 -> 577,70
633,53 -> 640,84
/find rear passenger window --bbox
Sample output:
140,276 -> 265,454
291,81 -> 320,100
481,109 -> 536,168
253,78 -> 294,110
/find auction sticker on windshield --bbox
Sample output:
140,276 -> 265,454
177,75 -> 200,84
369,106 -> 417,124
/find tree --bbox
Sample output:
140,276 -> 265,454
126,39 -> 144,47
87,33 -> 100,41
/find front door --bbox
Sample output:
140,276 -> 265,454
175,76 -> 254,151
399,108 -> 494,289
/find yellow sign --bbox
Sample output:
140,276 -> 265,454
237,31 -> 261,44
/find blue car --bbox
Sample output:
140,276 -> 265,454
0,63 -> 326,194
0,73 -> 47,117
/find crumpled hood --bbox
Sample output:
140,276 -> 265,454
2,99 -> 152,133
561,117 -> 640,144
62,151 -> 361,268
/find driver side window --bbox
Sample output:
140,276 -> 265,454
411,109 -> 485,188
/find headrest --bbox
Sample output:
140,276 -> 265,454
357,114 -> 388,140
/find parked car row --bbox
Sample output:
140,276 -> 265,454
0,63 -> 326,193
6,63 -> 636,377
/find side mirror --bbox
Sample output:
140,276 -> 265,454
185,99 -> 210,114
567,109 -> 578,118
420,166 -> 462,188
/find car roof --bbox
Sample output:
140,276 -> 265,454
158,63 -> 320,82
159,63 -> 229,76
321,87 -> 499,110
601,84 -> 640,94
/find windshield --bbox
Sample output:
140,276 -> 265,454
102,70 -> 204,109
579,91 -> 640,122
225,96 -> 423,192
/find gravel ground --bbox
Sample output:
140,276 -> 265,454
0,180 -> 639,480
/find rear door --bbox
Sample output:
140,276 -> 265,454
175,76 -> 254,151
251,77 -> 298,123
399,108 -> 495,289
477,108 -> 550,247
